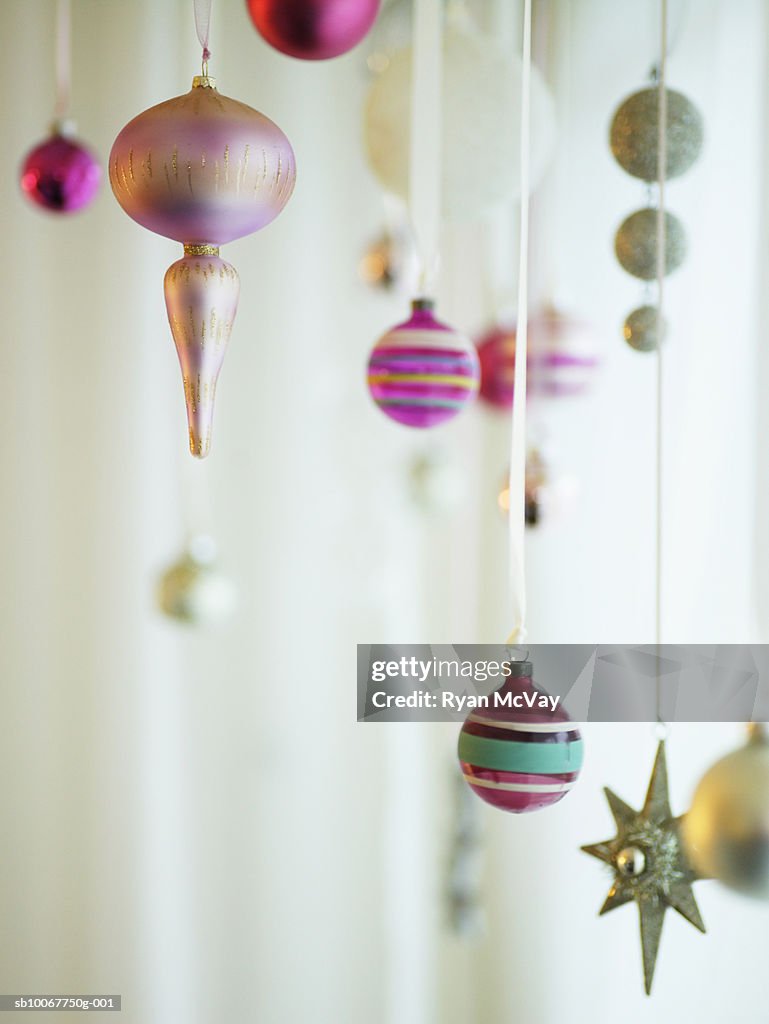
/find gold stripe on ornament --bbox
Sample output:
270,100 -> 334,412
184,244 -> 220,257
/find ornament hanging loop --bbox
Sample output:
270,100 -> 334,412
194,0 -> 214,75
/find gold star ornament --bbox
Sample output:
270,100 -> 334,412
581,741 -> 706,994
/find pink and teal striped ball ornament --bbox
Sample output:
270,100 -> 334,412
458,660 -> 583,813
367,299 -> 479,427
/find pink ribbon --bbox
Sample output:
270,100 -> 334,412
194,0 -> 213,65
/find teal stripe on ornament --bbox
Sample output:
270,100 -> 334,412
458,734 -> 584,774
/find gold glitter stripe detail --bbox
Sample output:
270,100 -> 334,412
184,244 -> 220,256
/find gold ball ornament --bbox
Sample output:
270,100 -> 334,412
683,725 -> 769,899
615,208 -> 687,281
156,536 -> 237,627
610,87 -> 704,182
623,305 -> 666,353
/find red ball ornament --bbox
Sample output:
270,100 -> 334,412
476,324 -> 518,409
246,0 -> 381,60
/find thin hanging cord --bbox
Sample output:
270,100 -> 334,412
54,0 -> 71,122
506,0 -> 532,646
194,0 -> 213,73
409,0 -> 442,296
655,0 -> 668,726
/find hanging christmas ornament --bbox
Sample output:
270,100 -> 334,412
497,448 -> 576,528
683,724 -> 769,899
623,304 -> 666,353
156,535 -> 237,626
528,307 -> 598,398
611,64 -> 702,345
458,660 -> 583,814
614,208 -> 686,281
476,324 -> 517,409
246,0 -> 381,60
363,13 -> 556,222
367,299 -> 479,428
610,87 -> 703,182
582,741 -> 706,994
20,0 -> 101,214
109,0 -> 296,457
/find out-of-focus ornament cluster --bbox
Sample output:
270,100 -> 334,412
476,308 -> 598,411
367,298 -> 479,428
497,448 -> 578,529
458,660 -> 583,814
609,83 -> 703,352
110,67 -> 296,457
157,535 -> 237,626
684,724 -> 769,900
246,0 -> 381,60
363,14 -> 556,222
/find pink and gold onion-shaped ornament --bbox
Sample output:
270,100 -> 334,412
109,73 -> 296,457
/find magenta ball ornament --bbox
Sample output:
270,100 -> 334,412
246,0 -> 381,60
458,661 -> 583,814
20,129 -> 101,213
367,299 -> 479,428
109,74 -> 296,458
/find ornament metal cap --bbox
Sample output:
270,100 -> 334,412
504,660 -> 533,678
192,74 -> 217,89
411,297 -> 435,313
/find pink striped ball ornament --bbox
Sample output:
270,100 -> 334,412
458,661 -> 583,813
367,299 -> 479,428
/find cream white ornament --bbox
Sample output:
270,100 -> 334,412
363,21 -> 556,222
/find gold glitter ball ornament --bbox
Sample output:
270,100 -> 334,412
615,208 -> 687,281
610,87 -> 704,182
623,305 -> 666,353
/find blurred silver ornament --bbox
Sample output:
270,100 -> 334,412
683,724 -> 769,899
156,535 -> 237,627
615,208 -> 687,281
610,87 -> 704,182
623,305 -> 667,353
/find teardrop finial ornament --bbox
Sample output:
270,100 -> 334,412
109,75 -> 296,456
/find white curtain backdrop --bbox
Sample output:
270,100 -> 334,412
0,2 -> 768,1023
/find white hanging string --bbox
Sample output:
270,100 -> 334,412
54,0 -> 71,122
506,0 -> 532,646
194,0 -> 213,72
409,0 -> 442,296
655,0 -> 668,728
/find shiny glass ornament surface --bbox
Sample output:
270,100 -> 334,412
164,249 -> 239,458
610,87 -> 704,182
157,536 -> 237,626
109,76 -> 296,245
246,0 -> 381,60
20,128 -> 101,213
615,208 -> 687,281
458,661 -> 583,814
616,846 -> 647,877
683,725 -> 769,899
623,305 -> 666,353
367,299 -> 479,428
363,21 -> 556,221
